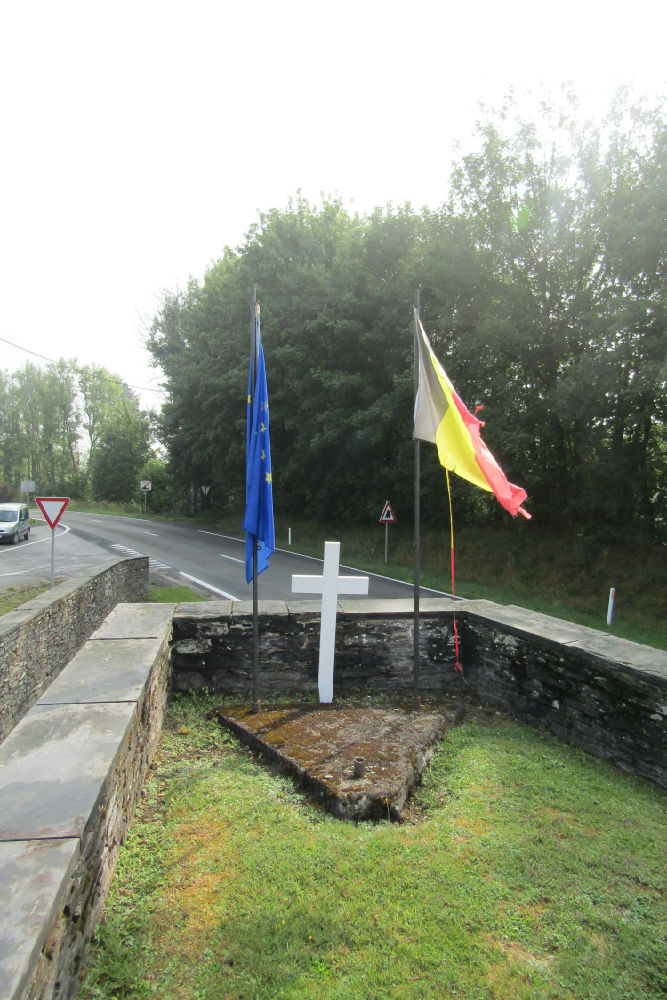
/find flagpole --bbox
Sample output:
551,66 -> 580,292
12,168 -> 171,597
250,287 -> 260,713
413,287 -> 421,710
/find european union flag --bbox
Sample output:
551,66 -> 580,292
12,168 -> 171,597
243,314 -> 275,583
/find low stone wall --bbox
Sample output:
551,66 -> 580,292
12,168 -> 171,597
0,558 -> 149,744
172,598 -> 667,788
0,604 -> 174,1000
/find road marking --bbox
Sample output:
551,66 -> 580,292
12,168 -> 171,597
180,572 -> 238,601
143,531 -> 159,536
202,529 -> 454,597
91,519 -> 104,523
219,554 -> 243,563
199,530 -> 243,543
110,544 -> 141,557
0,523 -> 69,555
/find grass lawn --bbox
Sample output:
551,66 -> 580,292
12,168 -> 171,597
80,694 -> 667,1000
0,580 -> 55,615
148,584 -> 208,603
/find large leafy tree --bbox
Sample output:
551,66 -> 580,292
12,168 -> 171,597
148,93 -> 665,541
88,395 -> 152,502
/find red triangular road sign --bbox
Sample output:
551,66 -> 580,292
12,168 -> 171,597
379,500 -> 396,524
35,497 -> 70,529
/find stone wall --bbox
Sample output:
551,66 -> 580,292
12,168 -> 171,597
0,558 -> 149,744
0,604 -> 174,1000
171,598 -> 667,788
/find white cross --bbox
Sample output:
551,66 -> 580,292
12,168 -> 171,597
291,541 -> 369,703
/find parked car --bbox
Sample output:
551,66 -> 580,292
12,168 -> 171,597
0,503 -> 31,544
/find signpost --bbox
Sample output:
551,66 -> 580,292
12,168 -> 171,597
35,497 -> 70,588
140,480 -> 151,514
20,480 -> 36,503
379,500 -> 397,563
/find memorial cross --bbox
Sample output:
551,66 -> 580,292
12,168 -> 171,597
291,541 -> 369,703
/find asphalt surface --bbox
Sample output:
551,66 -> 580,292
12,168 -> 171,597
0,510 -> 449,602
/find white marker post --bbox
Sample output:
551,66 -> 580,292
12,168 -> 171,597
607,587 -> 615,626
291,541 -> 369,703
35,497 -> 70,587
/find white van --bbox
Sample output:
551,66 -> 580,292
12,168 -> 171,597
0,503 -> 31,544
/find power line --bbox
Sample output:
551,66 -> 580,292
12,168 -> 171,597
0,335 -> 164,394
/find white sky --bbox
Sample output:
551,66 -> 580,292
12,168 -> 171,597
1,0 -> 665,409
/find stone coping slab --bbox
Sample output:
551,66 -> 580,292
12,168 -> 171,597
0,559 -> 123,638
218,703 -> 463,822
91,602 -> 174,640
0,839 -> 79,1000
36,638 -> 167,705
0,702 -> 135,840
469,603 -> 667,682
173,598 -> 465,623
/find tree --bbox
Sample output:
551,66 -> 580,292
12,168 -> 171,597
146,93 -> 665,541
88,396 -> 152,502
79,365 -> 128,458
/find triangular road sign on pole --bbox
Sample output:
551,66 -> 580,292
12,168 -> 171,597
379,500 -> 397,524
35,497 -> 70,529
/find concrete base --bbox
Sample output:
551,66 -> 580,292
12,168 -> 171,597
218,702 -> 464,822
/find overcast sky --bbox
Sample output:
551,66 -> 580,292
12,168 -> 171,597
1,0 -> 665,408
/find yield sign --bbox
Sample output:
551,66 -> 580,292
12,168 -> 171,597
379,500 -> 397,524
35,497 -> 70,529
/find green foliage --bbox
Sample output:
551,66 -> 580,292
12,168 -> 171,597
0,581 -> 54,616
138,456 -> 179,513
80,694 -> 667,1000
0,359 -> 156,501
88,397 -> 152,502
148,584 -> 207,602
147,93 -> 666,543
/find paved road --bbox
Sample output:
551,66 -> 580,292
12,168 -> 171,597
1,511 -> 449,602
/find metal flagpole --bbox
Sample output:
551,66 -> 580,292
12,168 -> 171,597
413,287 -> 421,710
250,287 -> 260,713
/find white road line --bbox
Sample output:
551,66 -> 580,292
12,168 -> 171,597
0,523 -> 69,555
219,554 -> 243,563
109,544 -> 142,557
198,530 -> 243,542
180,572 -> 238,601
197,527 -> 456,597
143,531 -> 159,536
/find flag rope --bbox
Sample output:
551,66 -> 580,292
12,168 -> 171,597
446,469 -> 463,674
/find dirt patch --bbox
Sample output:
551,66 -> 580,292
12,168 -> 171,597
217,701 -> 465,822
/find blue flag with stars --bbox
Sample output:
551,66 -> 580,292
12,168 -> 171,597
243,315 -> 275,584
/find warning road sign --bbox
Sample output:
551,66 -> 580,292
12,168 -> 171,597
379,500 -> 396,524
35,497 -> 70,529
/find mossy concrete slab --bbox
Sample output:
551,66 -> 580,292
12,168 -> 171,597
218,703 -> 463,822
0,838 -> 79,1000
